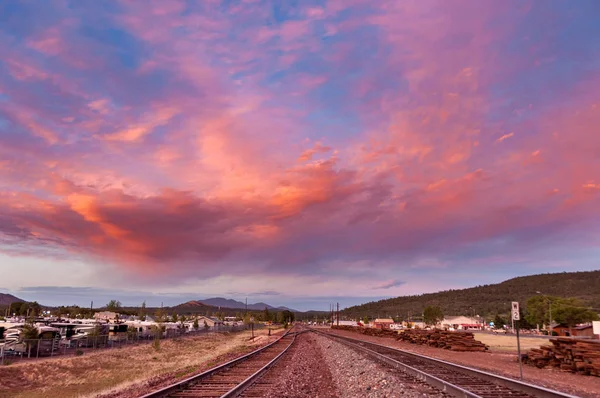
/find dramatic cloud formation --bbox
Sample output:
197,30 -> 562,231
1,1 -> 599,306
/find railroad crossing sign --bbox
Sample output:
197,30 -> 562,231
512,301 -> 523,380
511,302 -> 520,321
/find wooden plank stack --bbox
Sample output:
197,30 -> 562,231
396,329 -> 489,352
524,338 -> 600,377
331,325 -> 398,338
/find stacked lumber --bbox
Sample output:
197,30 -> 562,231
524,338 -> 600,377
397,329 -> 489,352
330,325 -> 398,338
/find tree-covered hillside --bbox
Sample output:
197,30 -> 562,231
342,271 -> 600,320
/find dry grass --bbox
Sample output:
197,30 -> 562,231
0,328 -> 282,398
473,332 -> 547,352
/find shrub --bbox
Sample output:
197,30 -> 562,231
75,349 -> 84,356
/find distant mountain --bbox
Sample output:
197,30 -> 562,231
174,300 -> 214,309
0,293 -> 25,306
197,297 -> 297,312
342,270 -> 600,320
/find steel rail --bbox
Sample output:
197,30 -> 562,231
314,329 -> 479,397
140,327 -> 297,398
223,330 -> 309,397
313,329 -> 580,398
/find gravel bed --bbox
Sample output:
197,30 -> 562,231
325,329 -> 600,398
313,333 -> 447,398
258,332 -> 338,398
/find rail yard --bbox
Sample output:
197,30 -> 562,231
123,325 -> 598,397
1,323 -> 600,397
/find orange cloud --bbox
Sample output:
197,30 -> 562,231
298,142 -> 332,161
102,106 -> 179,142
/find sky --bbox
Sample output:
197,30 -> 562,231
0,0 -> 599,312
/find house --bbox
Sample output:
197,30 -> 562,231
441,316 -> 483,330
194,316 -> 221,328
404,321 -> 425,329
94,311 -> 120,322
573,325 -> 595,338
552,324 -> 595,338
373,318 -> 394,329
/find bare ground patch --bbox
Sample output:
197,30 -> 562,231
0,329 -> 282,398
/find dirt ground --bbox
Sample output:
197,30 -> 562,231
473,332 -> 550,352
325,328 -> 600,398
0,328 -> 282,398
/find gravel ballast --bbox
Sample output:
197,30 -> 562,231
252,332 -> 338,398
325,328 -> 600,398
313,333 -> 447,397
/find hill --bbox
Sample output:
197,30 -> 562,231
197,297 -> 297,312
0,293 -> 25,306
172,301 -> 215,311
342,270 -> 600,320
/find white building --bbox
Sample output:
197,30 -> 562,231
94,311 -> 120,322
441,316 -> 483,330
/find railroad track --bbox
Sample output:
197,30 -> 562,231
142,327 -> 301,398
313,329 -> 579,398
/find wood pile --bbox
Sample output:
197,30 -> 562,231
524,338 -> 600,377
330,325 -> 398,338
396,329 -> 489,352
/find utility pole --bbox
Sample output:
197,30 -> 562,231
337,302 -> 339,326
549,302 -> 552,335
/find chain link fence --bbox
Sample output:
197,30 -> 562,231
0,323 -> 265,365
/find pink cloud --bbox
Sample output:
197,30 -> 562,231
371,280 -> 405,289
495,132 -> 515,144
1,0 -> 599,285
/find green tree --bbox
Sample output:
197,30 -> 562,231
203,320 -> 209,331
106,300 -> 122,310
193,317 -> 199,330
518,307 -> 534,329
492,314 -> 506,329
553,299 -> 599,334
362,316 -> 369,325
127,326 -> 138,339
139,301 -> 147,321
263,307 -> 271,322
172,313 -> 178,323
154,308 -> 165,323
525,295 -> 558,327
278,310 -> 295,324
21,322 -> 39,357
29,302 -> 42,318
423,306 -> 444,327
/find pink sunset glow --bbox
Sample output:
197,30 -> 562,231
0,1 -> 599,307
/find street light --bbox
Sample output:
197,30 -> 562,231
536,291 -> 552,336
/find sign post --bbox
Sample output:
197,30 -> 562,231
512,301 -> 523,380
